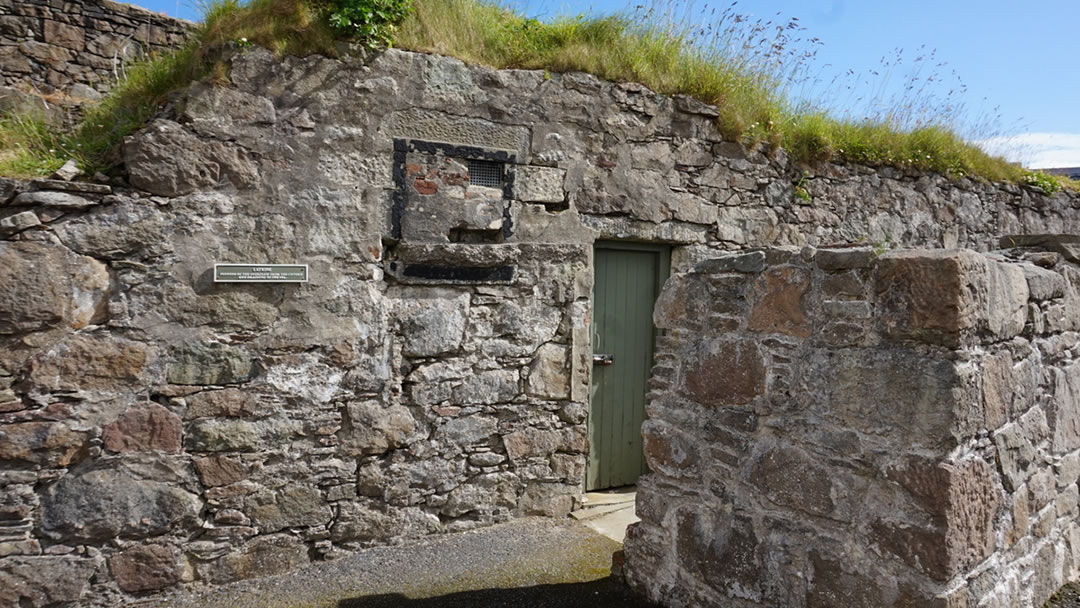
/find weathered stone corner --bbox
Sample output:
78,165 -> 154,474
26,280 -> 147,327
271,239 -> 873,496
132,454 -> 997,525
876,249 -> 1027,347
626,246 -> 1080,608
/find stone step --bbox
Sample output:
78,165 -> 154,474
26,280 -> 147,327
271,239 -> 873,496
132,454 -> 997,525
571,501 -> 635,522
580,489 -> 636,507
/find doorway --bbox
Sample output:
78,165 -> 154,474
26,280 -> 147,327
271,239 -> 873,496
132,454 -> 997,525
587,241 -> 670,491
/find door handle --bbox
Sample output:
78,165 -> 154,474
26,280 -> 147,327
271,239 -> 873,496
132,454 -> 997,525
593,354 -> 614,366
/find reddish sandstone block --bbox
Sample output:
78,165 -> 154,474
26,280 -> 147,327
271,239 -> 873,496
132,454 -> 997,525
748,266 -> 811,337
26,334 -> 154,392
875,456 -> 1000,582
683,338 -> 765,407
748,445 -> 835,518
193,454 -> 251,487
109,545 -> 182,593
641,420 -> 698,477
0,422 -> 88,467
875,250 -> 1027,347
103,403 -> 182,453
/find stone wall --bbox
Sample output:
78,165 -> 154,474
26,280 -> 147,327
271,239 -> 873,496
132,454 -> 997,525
0,0 -> 193,98
0,176 -> 592,606
623,244 -> 1080,607
0,45 -> 1079,606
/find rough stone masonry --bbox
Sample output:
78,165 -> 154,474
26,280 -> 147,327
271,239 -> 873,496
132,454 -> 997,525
625,245 -> 1080,607
1,42 -> 1080,607
0,0 -> 193,100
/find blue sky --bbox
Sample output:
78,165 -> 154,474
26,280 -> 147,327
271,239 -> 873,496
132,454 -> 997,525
128,0 -> 1080,167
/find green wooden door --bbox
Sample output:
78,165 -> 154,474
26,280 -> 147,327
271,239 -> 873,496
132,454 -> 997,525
588,242 -> 670,490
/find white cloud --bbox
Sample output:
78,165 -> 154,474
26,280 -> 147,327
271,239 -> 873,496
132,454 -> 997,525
976,133 -> 1080,169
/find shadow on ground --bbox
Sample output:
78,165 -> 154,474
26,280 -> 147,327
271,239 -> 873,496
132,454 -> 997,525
337,576 -> 658,608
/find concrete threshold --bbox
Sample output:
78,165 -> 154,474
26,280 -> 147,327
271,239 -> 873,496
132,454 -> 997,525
574,487 -> 640,544
580,487 -> 636,507
570,501 -> 632,521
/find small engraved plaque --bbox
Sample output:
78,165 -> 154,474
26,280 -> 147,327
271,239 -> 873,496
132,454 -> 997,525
214,264 -> 309,283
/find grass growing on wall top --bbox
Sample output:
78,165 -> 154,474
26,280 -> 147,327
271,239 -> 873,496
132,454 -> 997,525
1,47 -> 208,178
72,42 -> 211,174
397,0 -> 1061,187
398,0 -> 787,141
0,0 -> 338,177
200,0 -> 340,58
0,0 -> 1075,192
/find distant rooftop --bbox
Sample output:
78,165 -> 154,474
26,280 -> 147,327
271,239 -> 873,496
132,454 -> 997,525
1043,167 -> 1080,180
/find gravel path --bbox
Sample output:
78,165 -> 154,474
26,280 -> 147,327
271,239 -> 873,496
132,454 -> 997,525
142,518 -> 656,608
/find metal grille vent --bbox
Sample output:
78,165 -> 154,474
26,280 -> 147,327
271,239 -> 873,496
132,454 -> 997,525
468,159 -> 503,188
